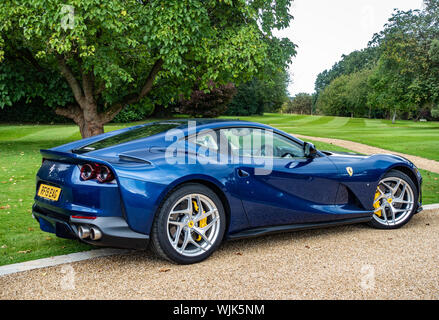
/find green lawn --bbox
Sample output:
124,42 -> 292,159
1,115 -> 438,266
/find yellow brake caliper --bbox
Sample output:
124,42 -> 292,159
193,200 -> 207,241
373,190 -> 382,217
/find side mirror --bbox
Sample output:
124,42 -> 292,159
304,142 -> 317,158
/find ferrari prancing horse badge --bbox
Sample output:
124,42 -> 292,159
346,167 -> 354,177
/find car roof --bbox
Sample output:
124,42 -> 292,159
66,118 -> 307,156
153,119 -> 271,130
149,119 -> 305,145
153,118 -> 304,139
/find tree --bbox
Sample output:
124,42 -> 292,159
367,58 -> 413,123
314,47 -> 379,94
226,79 -> 264,116
178,82 -> 236,117
431,39 -> 439,119
368,3 -> 439,121
227,69 -> 290,116
283,93 -> 312,115
315,69 -> 372,118
316,75 -> 350,117
0,59 -> 71,109
0,0 -> 296,137
344,69 -> 372,118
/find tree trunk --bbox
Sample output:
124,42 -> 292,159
392,109 -> 397,124
79,122 -> 104,137
80,102 -> 104,137
56,55 -> 164,138
55,103 -> 104,138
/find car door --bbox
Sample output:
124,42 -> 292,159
221,127 -> 342,228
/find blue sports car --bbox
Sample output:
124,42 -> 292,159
33,120 -> 423,264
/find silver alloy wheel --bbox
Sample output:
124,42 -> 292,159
373,177 -> 415,226
166,194 -> 221,257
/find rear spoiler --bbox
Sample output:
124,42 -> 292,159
40,149 -> 114,167
41,149 -> 153,168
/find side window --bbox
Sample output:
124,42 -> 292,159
272,132 -> 305,158
193,131 -> 219,151
221,128 -> 304,158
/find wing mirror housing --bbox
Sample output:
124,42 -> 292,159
304,142 -> 318,158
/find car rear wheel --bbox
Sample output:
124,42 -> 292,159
368,170 -> 418,229
150,184 -> 226,264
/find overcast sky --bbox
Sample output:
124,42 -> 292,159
275,0 -> 424,96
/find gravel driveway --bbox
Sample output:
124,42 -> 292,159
0,209 -> 438,300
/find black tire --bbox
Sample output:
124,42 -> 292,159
150,183 -> 226,264
368,170 -> 418,230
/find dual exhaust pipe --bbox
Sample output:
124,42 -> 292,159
78,225 -> 102,241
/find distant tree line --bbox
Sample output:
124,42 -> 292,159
282,92 -> 314,115
313,0 -> 439,122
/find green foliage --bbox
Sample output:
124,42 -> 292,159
112,99 -> 154,123
0,97 -> 155,124
178,82 -> 237,118
0,97 -> 156,124
0,60 -> 72,109
429,39 -> 439,64
0,0 -> 296,136
283,93 -> 313,115
316,75 -> 350,116
226,78 -> 264,116
227,69 -> 289,116
368,6 -> 439,120
344,69 -> 373,118
0,99 -> 72,123
316,69 -> 373,118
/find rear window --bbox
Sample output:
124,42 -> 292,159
72,123 -> 180,154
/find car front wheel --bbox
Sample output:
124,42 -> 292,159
150,184 -> 225,264
368,170 -> 418,229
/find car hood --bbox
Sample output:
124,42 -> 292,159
321,150 -> 368,158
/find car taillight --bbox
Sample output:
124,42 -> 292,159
97,165 -> 114,183
80,163 -> 114,183
80,163 -> 97,181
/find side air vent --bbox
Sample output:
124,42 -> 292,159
335,184 -> 349,204
118,154 -> 152,164
335,184 -> 365,209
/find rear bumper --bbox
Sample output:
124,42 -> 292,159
32,205 -> 149,249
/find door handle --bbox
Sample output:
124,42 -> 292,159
237,169 -> 250,178
286,161 -> 298,169
286,160 -> 309,169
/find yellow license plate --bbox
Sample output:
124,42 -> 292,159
37,184 -> 61,201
